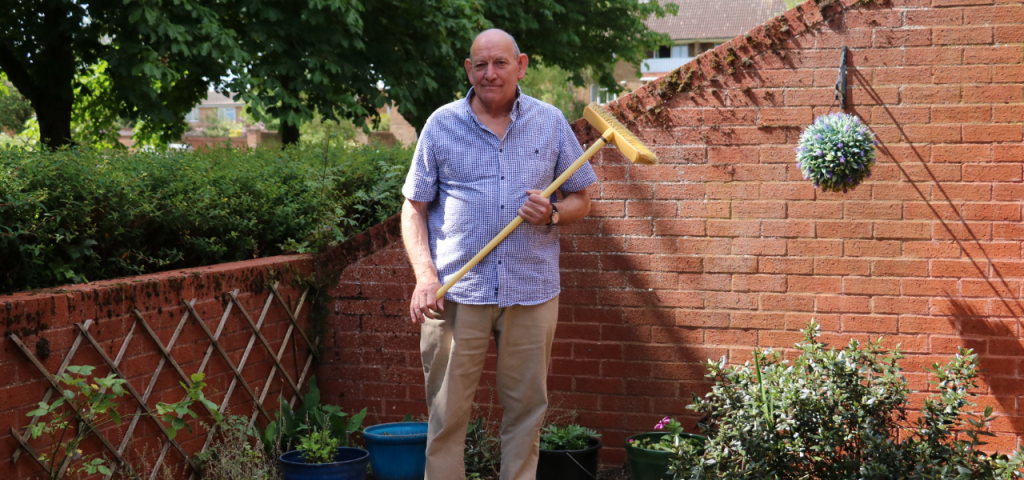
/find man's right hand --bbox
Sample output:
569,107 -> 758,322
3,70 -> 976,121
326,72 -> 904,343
410,276 -> 444,324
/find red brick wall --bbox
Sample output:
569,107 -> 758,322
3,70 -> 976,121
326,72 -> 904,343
317,0 -> 1024,466
1,256 -> 313,479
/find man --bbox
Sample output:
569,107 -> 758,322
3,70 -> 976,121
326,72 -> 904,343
400,29 -> 597,480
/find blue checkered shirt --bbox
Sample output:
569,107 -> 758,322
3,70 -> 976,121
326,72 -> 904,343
402,87 -> 597,307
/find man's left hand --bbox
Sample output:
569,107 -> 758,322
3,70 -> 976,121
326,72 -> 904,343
519,189 -> 552,225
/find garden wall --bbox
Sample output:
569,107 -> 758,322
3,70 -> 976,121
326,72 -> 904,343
316,0 -> 1024,466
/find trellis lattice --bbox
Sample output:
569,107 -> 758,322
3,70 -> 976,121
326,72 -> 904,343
8,282 -> 317,479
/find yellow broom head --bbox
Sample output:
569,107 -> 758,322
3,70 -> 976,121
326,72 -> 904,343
583,102 -> 658,165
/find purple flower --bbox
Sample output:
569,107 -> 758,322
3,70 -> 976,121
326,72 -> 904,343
840,155 -> 845,163
816,150 -> 823,157
826,171 -> 833,178
837,142 -> 844,148
815,134 -> 823,141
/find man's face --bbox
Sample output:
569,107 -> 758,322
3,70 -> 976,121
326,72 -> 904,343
464,32 -> 528,108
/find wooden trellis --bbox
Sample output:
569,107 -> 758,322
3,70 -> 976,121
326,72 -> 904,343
8,282 -> 317,480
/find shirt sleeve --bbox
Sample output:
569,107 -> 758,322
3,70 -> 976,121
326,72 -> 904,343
402,126 -> 439,202
554,118 -> 598,193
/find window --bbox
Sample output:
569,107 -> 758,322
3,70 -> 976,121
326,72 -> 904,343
185,108 -> 199,122
589,84 -> 618,104
653,44 -> 689,59
219,107 -> 236,122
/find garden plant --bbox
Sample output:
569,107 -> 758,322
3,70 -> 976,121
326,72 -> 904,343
672,323 -> 1024,479
0,142 -> 411,294
26,366 -> 218,479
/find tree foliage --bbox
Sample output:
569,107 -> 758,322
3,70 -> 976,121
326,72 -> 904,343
1,0 -> 674,148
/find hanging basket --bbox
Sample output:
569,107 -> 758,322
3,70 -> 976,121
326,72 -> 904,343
795,113 -> 877,193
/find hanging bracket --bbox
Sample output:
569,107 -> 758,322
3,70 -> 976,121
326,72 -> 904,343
835,46 -> 848,110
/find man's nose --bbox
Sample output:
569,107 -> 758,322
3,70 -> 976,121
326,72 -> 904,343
484,63 -> 499,80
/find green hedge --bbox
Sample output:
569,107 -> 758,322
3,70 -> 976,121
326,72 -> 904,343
0,143 -> 412,294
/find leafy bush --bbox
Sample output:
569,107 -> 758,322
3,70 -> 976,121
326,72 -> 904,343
0,142 -> 411,293
677,323 -> 1024,480
465,417 -> 502,479
259,376 -> 367,456
539,423 -> 600,451
197,415 -> 281,480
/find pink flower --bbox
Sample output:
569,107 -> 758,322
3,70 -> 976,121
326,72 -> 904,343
654,423 -> 663,430
654,416 -> 672,430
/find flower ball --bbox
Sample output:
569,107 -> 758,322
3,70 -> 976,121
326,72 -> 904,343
795,113 -> 877,193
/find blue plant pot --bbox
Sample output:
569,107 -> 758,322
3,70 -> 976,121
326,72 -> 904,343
362,422 -> 428,480
279,447 -> 370,480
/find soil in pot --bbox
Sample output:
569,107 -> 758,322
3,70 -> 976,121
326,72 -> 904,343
624,432 -> 705,480
537,436 -> 602,480
279,446 -> 370,480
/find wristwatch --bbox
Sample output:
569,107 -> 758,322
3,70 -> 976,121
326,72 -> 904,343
548,203 -> 560,225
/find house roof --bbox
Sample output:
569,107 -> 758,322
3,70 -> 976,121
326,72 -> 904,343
199,91 -> 243,107
646,0 -> 788,41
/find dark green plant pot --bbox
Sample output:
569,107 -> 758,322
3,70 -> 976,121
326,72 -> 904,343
624,432 -> 705,480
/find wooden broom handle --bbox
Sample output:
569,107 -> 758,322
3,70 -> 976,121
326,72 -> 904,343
436,133 -> 611,301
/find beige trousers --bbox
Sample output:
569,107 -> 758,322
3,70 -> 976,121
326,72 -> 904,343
420,297 -> 559,480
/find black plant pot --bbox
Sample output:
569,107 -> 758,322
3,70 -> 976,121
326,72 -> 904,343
536,437 -> 602,480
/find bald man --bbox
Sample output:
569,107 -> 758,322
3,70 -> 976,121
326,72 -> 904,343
400,29 -> 598,479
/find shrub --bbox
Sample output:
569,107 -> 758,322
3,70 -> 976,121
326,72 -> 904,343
539,424 -> 600,451
679,323 -> 1024,480
0,142 -> 411,294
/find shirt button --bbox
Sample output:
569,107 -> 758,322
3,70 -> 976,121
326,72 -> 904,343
501,176 -> 505,180
498,260 -> 502,265
501,205 -> 504,209
499,149 -> 503,152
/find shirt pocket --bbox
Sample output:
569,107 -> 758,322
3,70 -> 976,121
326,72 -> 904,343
440,147 -> 495,186
519,144 -> 558,191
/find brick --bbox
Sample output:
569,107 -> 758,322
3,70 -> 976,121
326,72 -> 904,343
758,107 -> 813,127
934,65 -> 993,84
846,239 -> 902,257
816,295 -> 872,313
994,24 -> 1024,43
707,219 -> 760,237
707,183 -> 759,199
907,9 -> 963,27
708,146 -> 760,165
903,85 -> 962,104
843,315 -> 899,333
845,201 -> 902,220
964,85 -> 1023,103
902,278 -> 959,296
788,201 -> 843,219
817,221 -> 873,238
761,219 -> 814,237
654,183 -> 705,200
872,67 -> 933,85
733,274 -> 786,293
653,219 -> 705,236
932,144 -> 991,163
964,46 -> 1023,64
961,202 -> 1022,221
874,221 -> 931,239
963,5 -> 1024,24
963,163 -> 1021,181
905,47 -> 963,65
650,255 -> 703,272
993,104 -> 1024,123
843,277 -> 900,295
732,201 -> 786,219
731,238 -> 786,256
761,293 -> 815,311
933,26 -> 993,44
933,0 -> 993,6
874,28 -> 933,47
993,144 -> 1024,162
788,275 -> 842,293
678,200 -> 731,218
931,259 -> 989,278
704,256 -> 757,273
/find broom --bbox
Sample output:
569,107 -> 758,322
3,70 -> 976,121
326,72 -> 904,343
435,102 -> 659,301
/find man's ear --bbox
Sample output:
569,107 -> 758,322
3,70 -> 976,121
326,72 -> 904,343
464,58 -> 474,85
517,54 -> 529,80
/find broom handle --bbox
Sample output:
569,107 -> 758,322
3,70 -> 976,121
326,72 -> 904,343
436,134 -> 610,301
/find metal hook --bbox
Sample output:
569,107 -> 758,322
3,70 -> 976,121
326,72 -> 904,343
835,46 -> 848,111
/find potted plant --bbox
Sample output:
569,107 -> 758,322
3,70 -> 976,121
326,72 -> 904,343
625,417 -> 704,480
279,425 -> 370,480
362,420 -> 428,480
536,424 -> 602,480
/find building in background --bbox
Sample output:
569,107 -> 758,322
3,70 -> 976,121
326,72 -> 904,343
584,0 -> 788,105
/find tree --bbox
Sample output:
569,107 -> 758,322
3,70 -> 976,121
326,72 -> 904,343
0,0 -> 245,149
397,0 -> 678,130
232,0 -> 485,144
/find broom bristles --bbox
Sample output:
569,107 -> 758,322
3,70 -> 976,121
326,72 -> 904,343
583,102 -> 658,165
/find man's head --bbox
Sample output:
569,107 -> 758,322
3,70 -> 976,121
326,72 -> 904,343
464,29 -> 528,109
